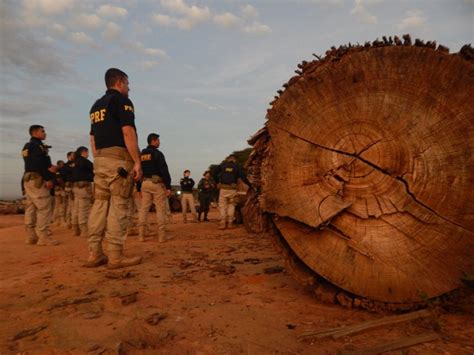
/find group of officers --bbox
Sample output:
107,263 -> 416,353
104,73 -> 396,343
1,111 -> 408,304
21,68 -> 251,270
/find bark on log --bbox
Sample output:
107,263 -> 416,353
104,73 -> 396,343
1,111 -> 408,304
244,36 -> 474,305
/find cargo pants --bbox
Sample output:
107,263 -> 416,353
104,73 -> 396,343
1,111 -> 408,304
218,188 -> 238,225
88,147 -> 134,249
181,192 -> 196,222
64,182 -> 74,227
53,186 -> 67,226
23,173 -> 52,241
72,182 -> 92,235
138,179 -> 167,239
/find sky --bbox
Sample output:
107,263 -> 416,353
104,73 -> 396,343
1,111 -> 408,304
0,0 -> 473,199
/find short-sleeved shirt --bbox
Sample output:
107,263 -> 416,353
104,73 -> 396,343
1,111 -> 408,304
89,89 -> 136,149
140,145 -> 172,189
21,137 -> 53,180
217,161 -> 250,186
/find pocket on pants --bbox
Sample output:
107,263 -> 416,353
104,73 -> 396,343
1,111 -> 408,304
110,175 -> 133,199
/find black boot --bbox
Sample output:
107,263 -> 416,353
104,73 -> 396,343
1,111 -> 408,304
204,212 -> 209,222
198,212 -> 202,221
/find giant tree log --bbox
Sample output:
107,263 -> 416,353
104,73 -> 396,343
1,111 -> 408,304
244,36 -> 474,307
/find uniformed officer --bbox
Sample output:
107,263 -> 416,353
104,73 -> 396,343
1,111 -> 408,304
86,68 -> 143,269
217,154 -> 251,229
137,133 -> 172,242
52,160 -> 67,226
71,146 -> 94,237
180,170 -> 197,223
21,125 -> 60,245
61,152 -> 75,229
197,171 -> 216,222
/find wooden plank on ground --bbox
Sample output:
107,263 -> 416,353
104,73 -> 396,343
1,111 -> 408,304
341,332 -> 439,354
298,309 -> 432,341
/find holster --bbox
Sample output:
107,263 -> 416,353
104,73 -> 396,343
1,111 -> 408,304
151,175 -> 163,184
24,172 -> 43,188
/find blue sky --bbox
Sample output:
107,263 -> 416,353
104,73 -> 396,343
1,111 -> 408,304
0,0 -> 473,199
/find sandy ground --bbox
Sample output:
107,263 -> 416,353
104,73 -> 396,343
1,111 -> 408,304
0,209 -> 473,354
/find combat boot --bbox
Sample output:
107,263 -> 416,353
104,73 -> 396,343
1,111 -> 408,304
25,227 -> 38,245
79,224 -> 88,238
203,212 -> 209,222
84,242 -> 108,267
198,212 -> 201,221
107,244 -> 142,269
37,232 -> 60,246
72,224 -> 80,236
138,226 -> 146,242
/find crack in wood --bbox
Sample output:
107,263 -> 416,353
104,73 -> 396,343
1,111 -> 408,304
270,123 -> 472,234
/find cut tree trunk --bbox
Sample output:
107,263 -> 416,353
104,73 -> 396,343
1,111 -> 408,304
244,37 -> 474,305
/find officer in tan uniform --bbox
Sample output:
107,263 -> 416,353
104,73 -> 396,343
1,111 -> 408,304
61,152 -> 75,229
21,125 -> 60,246
72,146 -> 94,237
52,160 -> 67,226
180,170 -> 197,223
137,133 -> 172,242
217,154 -> 251,229
85,68 -> 142,269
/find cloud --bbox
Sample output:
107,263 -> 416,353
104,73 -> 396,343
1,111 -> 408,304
214,12 -> 241,28
153,13 -> 174,26
397,10 -> 426,30
242,22 -> 271,34
22,0 -> 74,15
70,31 -> 95,46
97,4 -> 128,19
351,0 -> 382,24
241,4 -> 258,18
102,22 -> 122,40
161,0 -> 209,17
0,2 -> 69,76
127,41 -> 167,57
50,23 -> 67,36
152,0 -> 211,30
184,98 -> 226,111
132,22 -> 152,36
74,13 -> 103,30
140,60 -> 160,70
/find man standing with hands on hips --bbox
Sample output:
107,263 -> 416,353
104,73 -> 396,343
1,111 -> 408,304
85,68 -> 143,269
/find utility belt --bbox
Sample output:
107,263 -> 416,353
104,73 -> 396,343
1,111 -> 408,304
23,172 -> 44,188
181,190 -> 193,194
143,175 -> 163,184
23,172 -> 42,182
218,183 -> 237,190
73,181 -> 92,188
95,146 -> 132,162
